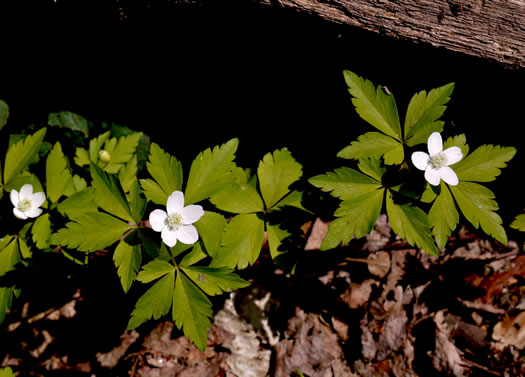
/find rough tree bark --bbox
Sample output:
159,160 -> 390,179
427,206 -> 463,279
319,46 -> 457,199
257,0 -> 525,68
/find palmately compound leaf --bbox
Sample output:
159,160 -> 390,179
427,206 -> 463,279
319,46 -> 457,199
173,271 -> 213,351
48,111 -> 89,137
450,182 -> 507,245
211,213 -> 265,269
510,212 -> 525,232
357,158 -> 386,183
46,142 -> 74,203
90,163 -> 134,223
309,167 -> 382,201
266,222 -> 292,259
50,211 -> 131,252
114,241 -> 142,293
386,192 -> 438,255
32,214 -> 52,249
337,132 -> 403,165
89,131 -> 111,165
321,189 -> 384,250
145,143 -> 183,202
193,211 -> 228,259
0,100 -> 8,131
258,149 -> 303,209
428,182 -> 459,249
139,178 -> 168,206
343,70 -> 401,140
103,132 -> 142,174
210,167 -> 264,214
136,259 -> 175,283
404,83 -> 454,146
185,138 -> 238,205
127,270 -> 175,330
57,188 -> 98,220
181,266 -> 250,296
453,144 -> 516,183
3,128 -> 46,186
0,366 -> 17,377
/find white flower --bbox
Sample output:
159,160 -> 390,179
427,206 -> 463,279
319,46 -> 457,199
10,184 -> 46,219
411,132 -> 463,186
149,191 -> 204,248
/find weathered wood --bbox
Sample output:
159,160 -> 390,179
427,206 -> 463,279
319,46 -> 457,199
257,0 -> 525,67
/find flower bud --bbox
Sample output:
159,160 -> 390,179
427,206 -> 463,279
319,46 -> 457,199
98,149 -> 111,163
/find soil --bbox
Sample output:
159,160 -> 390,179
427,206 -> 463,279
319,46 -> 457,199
2,216 -> 524,377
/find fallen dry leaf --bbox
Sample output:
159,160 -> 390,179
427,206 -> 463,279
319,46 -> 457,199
492,311 -> 525,349
367,251 -> 391,278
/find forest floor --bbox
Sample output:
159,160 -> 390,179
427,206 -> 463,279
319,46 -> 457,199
1,216 -> 524,377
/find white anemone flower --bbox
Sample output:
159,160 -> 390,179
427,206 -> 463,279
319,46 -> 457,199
10,184 -> 46,220
149,191 -> 204,248
411,132 -> 463,186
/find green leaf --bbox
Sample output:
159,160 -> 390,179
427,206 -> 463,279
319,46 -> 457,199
0,366 -> 17,377
453,145 -> 516,183
103,132 -> 142,174
46,142 -> 74,203
0,236 -> 19,277
428,182 -> 459,249
90,163 -> 134,223
145,143 -> 183,202
128,180 -> 146,225
343,70 -> 401,140
443,134 -> 469,158
210,167 -> 264,213
3,128 -> 46,186
337,132 -> 403,165
136,259 -> 175,283
181,266 -> 250,296
0,100 -> 8,131
48,111 -> 89,137
179,243 -> 208,267
450,182 -> 507,244
510,213 -> 525,232
309,167 -> 382,200
211,213 -> 265,269
57,188 -> 98,220
113,241 -> 142,293
185,138 -> 238,205
50,211 -> 130,252
119,156 -> 138,193
74,147 -> 90,167
0,286 -> 15,326
193,211 -> 228,258
32,214 -> 52,249
4,172 -> 44,193
357,158 -> 386,182
127,270 -> 175,330
139,178 -> 168,206
258,149 -> 302,209
386,192 -> 438,255
321,189 -> 384,250
267,222 -> 292,259
404,83 -> 454,146
172,271 -> 213,351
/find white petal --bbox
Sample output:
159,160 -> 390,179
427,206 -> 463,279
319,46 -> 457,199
25,207 -> 43,218
411,152 -> 430,171
440,166 -> 459,186
181,205 -> 204,225
442,146 -> 463,166
32,192 -> 46,208
161,227 -> 178,247
427,132 -> 443,155
19,184 -> 33,201
10,189 -> 19,207
424,168 -> 441,186
175,224 -> 199,245
13,208 -> 27,219
149,209 -> 167,232
166,191 -> 184,214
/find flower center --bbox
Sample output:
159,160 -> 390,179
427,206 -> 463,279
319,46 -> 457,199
18,199 -> 32,213
428,152 -> 448,169
165,212 -> 183,231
